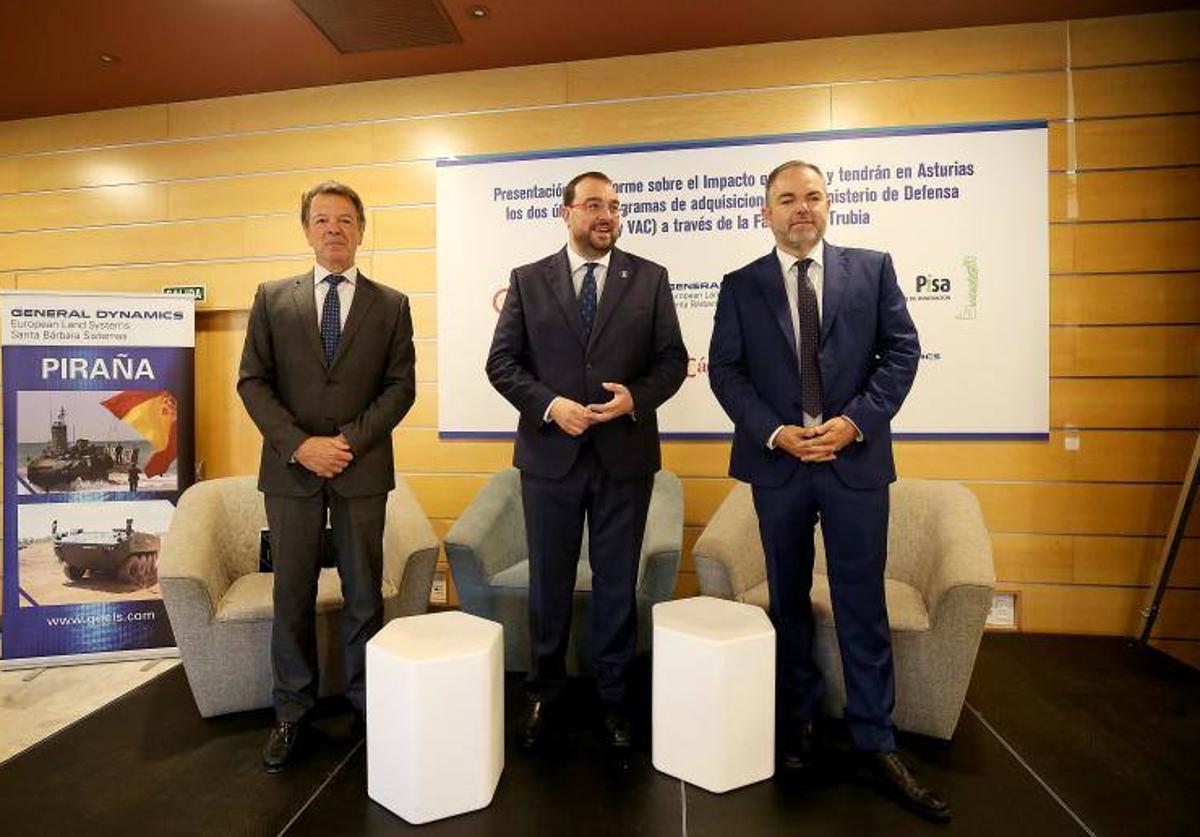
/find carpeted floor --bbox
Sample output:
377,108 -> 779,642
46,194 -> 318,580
1,634 -> 1196,836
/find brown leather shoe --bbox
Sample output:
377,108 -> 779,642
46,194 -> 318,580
262,721 -> 302,773
866,750 -> 951,822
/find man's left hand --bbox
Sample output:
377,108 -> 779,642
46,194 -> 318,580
795,416 -> 858,462
587,382 -> 634,422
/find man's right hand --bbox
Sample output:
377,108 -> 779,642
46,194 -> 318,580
294,435 -> 353,478
549,398 -> 597,437
774,424 -> 837,463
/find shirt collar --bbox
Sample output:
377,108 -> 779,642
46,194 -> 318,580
314,264 -> 359,286
566,243 -> 612,274
774,241 -> 823,277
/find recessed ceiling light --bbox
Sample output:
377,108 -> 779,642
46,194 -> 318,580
98,53 -> 120,64
467,5 -> 489,19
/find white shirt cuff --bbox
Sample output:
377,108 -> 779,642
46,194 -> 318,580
767,425 -> 784,449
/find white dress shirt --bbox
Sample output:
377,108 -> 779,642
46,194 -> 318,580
565,244 -> 611,299
314,264 -> 358,330
543,245 -> 613,422
766,243 -> 861,448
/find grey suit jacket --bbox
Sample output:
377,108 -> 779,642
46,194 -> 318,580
237,270 -> 416,497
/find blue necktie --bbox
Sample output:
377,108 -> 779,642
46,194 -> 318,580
321,274 -> 344,365
579,262 -> 598,339
795,258 -> 822,417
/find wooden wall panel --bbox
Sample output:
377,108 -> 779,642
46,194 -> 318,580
1052,274 -> 1200,325
2,11 -> 1197,638
0,104 -> 169,156
1050,378 -> 1200,429
1050,326 -> 1200,377
1071,11 -> 1200,66
991,533 -> 1200,587
1074,115 -> 1200,170
1151,589 -> 1200,638
1149,639 -> 1200,670
1070,169 -> 1200,222
969,482 -> 1179,537
1001,583 -> 1143,634
567,23 -> 1065,101
831,73 -> 1066,128
1062,221 -> 1200,274
166,65 -> 568,139
14,259 -> 318,308
7,88 -> 829,195
1073,62 -> 1200,119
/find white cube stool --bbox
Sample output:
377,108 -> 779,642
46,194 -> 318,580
652,596 -> 775,793
366,611 -> 504,824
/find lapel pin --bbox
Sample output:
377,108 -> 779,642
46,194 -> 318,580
620,270 -> 630,279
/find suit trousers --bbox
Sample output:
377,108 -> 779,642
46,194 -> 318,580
265,487 -> 387,722
752,463 -> 897,751
520,443 -> 653,705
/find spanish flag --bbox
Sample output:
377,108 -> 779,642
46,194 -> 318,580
101,390 -> 178,478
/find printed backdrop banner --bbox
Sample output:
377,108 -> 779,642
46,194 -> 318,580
437,121 -> 1048,439
1,292 -> 195,666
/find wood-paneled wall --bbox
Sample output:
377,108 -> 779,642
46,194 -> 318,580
2,12 -> 1199,659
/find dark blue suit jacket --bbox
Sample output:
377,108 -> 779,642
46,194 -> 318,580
486,247 -> 688,481
709,242 -> 919,490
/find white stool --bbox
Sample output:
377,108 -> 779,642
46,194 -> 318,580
652,596 -> 775,793
366,611 -> 504,824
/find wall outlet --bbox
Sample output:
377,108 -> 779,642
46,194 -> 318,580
430,570 -> 448,605
986,592 -> 1017,629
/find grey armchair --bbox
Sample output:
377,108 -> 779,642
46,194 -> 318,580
692,478 -> 994,740
159,474 -> 439,718
444,467 -> 684,673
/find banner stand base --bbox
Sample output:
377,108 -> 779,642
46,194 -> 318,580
0,646 -> 179,672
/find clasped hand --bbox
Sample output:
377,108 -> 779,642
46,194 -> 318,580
549,383 -> 634,437
294,434 -> 353,478
774,416 -> 857,462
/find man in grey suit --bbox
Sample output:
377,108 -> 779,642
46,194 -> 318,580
238,180 -> 416,772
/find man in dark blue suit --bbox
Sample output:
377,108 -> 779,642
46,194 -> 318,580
709,161 -> 948,821
487,171 -> 687,752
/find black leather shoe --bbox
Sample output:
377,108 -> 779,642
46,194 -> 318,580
517,698 -> 549,752
780,720 -> 817,771
262,721 -> 302,773
866,751 -> 951,823
602,704 -> 633,751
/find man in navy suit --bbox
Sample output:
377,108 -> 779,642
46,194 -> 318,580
709,161 -> 948,821
487,171 -> 687,751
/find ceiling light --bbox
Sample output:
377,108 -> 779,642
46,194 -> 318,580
98,53 -> 120,64
467,5 -> 489,19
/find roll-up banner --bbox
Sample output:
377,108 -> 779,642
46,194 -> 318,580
437,121 -> 1049,440
1,292 -> 195,667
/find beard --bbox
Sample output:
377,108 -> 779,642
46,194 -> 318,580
576,223 -> 618,255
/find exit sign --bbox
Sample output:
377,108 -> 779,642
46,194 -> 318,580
164,285 -> 206,302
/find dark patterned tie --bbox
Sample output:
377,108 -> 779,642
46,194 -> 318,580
579,262 -> 598,339
321,274 -> 344,365
796,258 -> 823,417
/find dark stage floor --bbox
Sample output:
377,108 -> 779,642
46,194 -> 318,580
1,634 -> 1197,836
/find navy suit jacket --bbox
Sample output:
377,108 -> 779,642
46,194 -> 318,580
486,246 -> 688,481
708,242 -> 919,490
